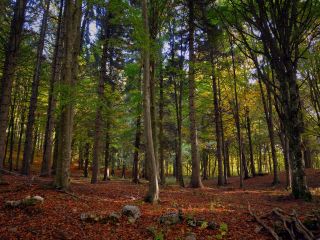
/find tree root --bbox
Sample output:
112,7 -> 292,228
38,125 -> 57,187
248,204 -> 316,240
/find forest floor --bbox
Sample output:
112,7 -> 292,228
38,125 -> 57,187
0,165 -> 320,240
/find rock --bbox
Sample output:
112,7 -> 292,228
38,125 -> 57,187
207,221 -> 218,230
5,200 -> 22,208
80,212 -> 101,222
159,209 -> 183,225
185,232 -> 196,240
5,195 -> 44,208
108,212 -> 121,223
122,205 -> 141,221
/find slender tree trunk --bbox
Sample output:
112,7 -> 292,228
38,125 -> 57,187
258,78 -> 279,184
21,0 -> 50,175
210,50 -> 223,186
202,150 -> 208,180
0,0 -> 27,178
230,37 -> 243,188
91,24 -> 108,184
83,142 -> 89,178
15,102 -> 26,170
142,0 -> 159,203
241,144 -> 249,179
132,115 -> 141,183
188,0 -> 203,188
8,91 -> 17,171
41,0 -> 64,177
103,121 -> 111,181
159,61 -> 165,185
245,107 -> 255,177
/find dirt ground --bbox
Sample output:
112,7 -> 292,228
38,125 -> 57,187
0,168 -> 319,240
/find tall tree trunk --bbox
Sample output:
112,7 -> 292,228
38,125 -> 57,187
132,115 -> 141,183
142,0 -> 159,203
159,61 -> 165,185
172,24 -> 184,187
54,0 -> 82,190
91,21 -> 108,184
83,142 -> 89,178
15,101 -> 26,170
41,0 -> 64,177
258,78 -> 279,184
0,0 -> 27,178
8,91 -> 17,171
230,37 -> 243,188
188,0 -> 203,188
210,50 -> 223,186
103,120 -> 111,181
245,107 -> 255,177
21,0 -> 50,175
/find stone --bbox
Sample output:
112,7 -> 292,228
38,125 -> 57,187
122,205 -> 141,221
159,209 -> 183,225
207,221 -> 218,230
5,195 -> 44,208
108,212 -> 121,223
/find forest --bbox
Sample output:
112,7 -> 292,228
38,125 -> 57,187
0,0 -> 320,239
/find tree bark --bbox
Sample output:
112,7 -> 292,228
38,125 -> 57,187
188,0 -> 203,188
142,0 -> 159,203
91,18 -> 109,184
41,0 -> 64,177
258,78 -> 279,184
230,37 -> 243,188
54,0 -> 82,190
0,0 -> 27,178
132,115 -> 141,183
21,0 -> 50,175
103,120 -> 111,181
245,107 -> 255,177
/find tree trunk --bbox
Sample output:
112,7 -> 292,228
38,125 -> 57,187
103,121 -> 111,181
210,51 -> 223,186
132,115 -> 141,183
21,0 -> 50,175
84,142 -> 89,178
258,78 -> 279,184
15,101 -> 26,170
41,0 -> 64,177
230,37 -> 243,188
8,91 -> 17,171
91,22 -> 108,184
159,60 -> 165,185
142,0 -> 159,203
245,107 -> 255,177
54,0 -> 82,190
0,0 -> 27,178
188,0 -> 203,188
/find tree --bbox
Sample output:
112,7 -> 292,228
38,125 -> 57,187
226,0 -> 318,199
0,0 -> 27,180
142,0 -> 159,203
54,0 -> 82,190
188,0 -> 203,188
22,0 -> 51,175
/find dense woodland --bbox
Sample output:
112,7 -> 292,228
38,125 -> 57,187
0,0 -> 320,239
